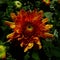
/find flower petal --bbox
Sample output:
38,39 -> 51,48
5,21 -> 15,29
10,13 -> 16,20
42,18 -> 48,23
44,32 -> 54,38
7,32 -> 15,42
24,43 -> 34,52
33,37 -> 42,49
45,24 -> 53,30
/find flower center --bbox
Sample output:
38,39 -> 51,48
17,2 -> 20,5
23,23 -> 34,37
26,25 -> 33,32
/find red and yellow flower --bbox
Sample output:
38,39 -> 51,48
5,9 -> 53,52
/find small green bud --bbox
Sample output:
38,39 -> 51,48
14,1 -> 22,8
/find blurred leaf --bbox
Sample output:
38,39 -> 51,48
54,29 -> 58,38
0,0 -> 5,4
42,40 -> 54,57
51,47 -> 60,57
32,51 -> 40,60
35,1 -> 41,7
44,12 -> 53,22
24,52 -> 30,60
52,0 -> 57,3
6,55 -> 16,60
42,39 -> 60,58
0,40 -> 3,45
22,6 -> 27,10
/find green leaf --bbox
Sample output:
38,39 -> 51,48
51,47 -> 60,57
24,52 -> 30,60
6,55 -> 16,60
54,29 -> 58,38
32,51 -> 40,60
44,12 -> 53,22
0,0 -> 5,4
42,39 -> 60,58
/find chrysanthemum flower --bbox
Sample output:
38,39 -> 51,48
5,9 -> 53,52
43,0 -> 50,5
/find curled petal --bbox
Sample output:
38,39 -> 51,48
36,41 -> 42,49
24,43 -> 34,52
17,9 -> 26,18
33,37 -> 42,49
18,35 -> 24,41
14,26 -> 22,33
44,33 -> 54,38
10,13 -> 16,20
5,21 -> 15,29
7,32 -> 14,39
20,42 -> 24,47
7,32 -> 15,42
42,18 -> 48,23
38,10 -> 44,17
32,10 -> 43,21
32,15 -> 41,21
45,24 -> 53,30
